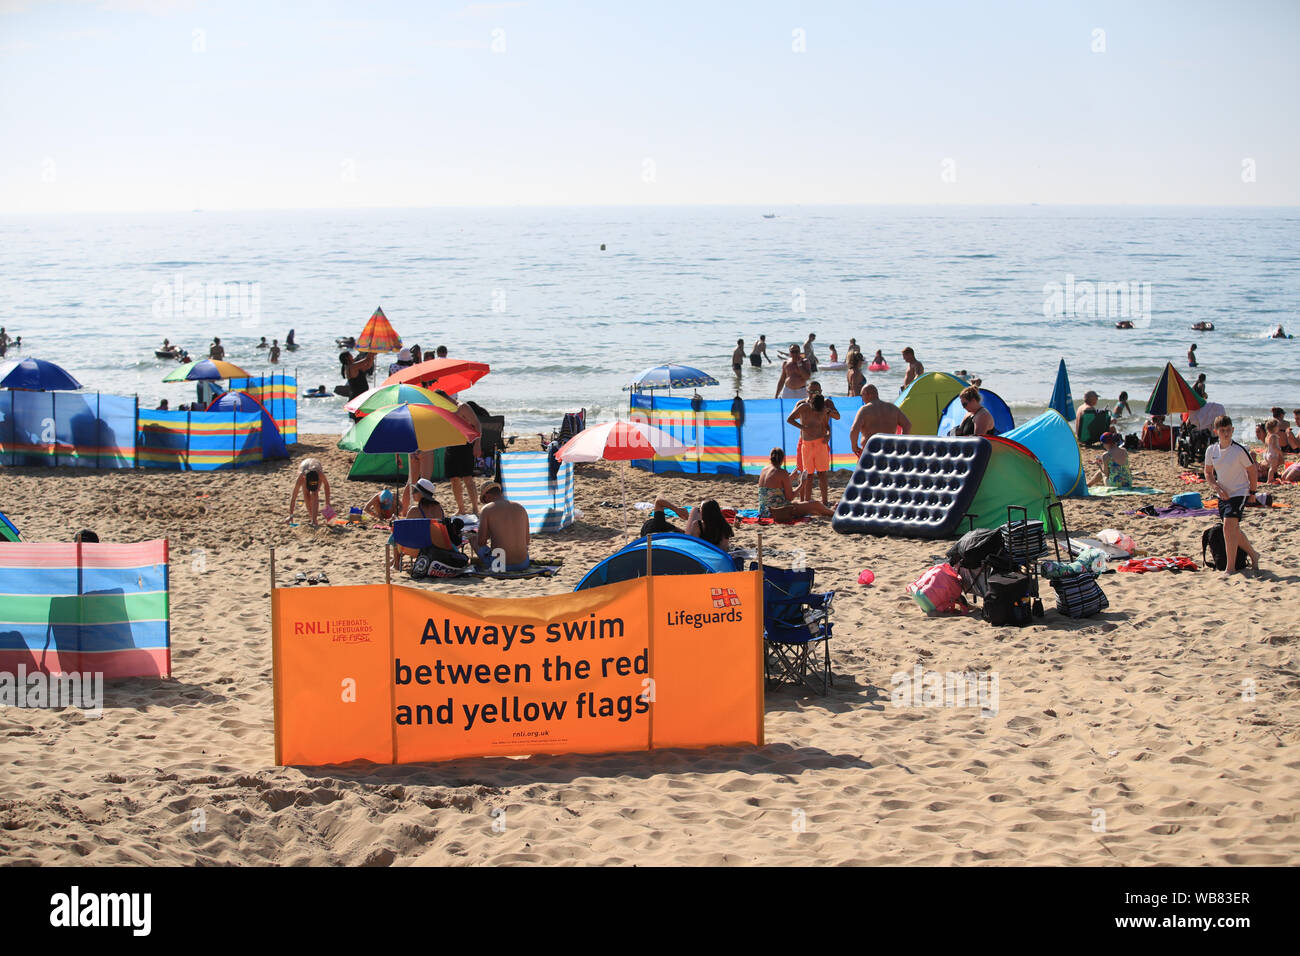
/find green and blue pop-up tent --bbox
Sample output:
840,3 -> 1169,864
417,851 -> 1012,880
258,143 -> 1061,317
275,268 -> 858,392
1005,409 -> 1089,497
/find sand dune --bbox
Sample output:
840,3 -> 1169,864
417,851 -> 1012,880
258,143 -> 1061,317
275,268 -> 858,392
1,436 -> 1297,865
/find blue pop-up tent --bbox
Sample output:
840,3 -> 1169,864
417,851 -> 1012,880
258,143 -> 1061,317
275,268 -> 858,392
1049,359 -> 1075,422
936,388 -> 1014,436
575,533 -> 736,591
206,390 -> 288,460
1004,409 -> 1088,497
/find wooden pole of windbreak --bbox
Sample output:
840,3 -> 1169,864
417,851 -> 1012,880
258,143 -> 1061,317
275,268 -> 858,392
270,546 -> 281,765
645,532 -> 655,751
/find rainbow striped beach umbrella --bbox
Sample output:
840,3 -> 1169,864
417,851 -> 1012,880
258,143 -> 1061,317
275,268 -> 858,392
1144,362 -> 1205,417
339,402 -> 478,454
344,383 -> 457,417
356,306 -> 402,353
162,359 -> 251,382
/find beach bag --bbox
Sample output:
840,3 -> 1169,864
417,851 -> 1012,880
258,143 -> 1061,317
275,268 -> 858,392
1096,529 -> 1136,555
1050,572 -> 1109,618
1171,492 -> 1202,510
410,545 -> 470,579
947,527 -> 1011,571
982,572 -> 1033,627
1201,525 -> 1249,572
1123,433 -> 1141,451
906,563 -> 967,615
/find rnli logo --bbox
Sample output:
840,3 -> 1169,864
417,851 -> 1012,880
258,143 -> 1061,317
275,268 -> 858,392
711,587 -> 741,609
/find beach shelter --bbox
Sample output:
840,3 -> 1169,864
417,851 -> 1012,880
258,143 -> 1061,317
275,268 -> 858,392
1005,410 -> 1089,497
935,388 -> 1014,436
347,452 -> 410,482
356,306 -> 402,353
574,533 -> 736,591
205,390 -> 288,460
162,359 -> 251,383
1145,362 -> 1205,462
897,372 -> 969,436
964,438 -> 1063,532
0,358 -> 81,391
383,358 -> 490,394
0,510 -> 19,542
623,364 -> 720,392
1048,359 -> 1075,422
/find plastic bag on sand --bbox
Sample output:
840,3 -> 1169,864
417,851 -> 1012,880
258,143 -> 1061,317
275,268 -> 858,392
1097,529 -> 1136,553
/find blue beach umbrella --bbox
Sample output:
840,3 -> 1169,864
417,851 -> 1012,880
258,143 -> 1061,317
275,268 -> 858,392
0,357 -> 82,391
624,364 -> 720,391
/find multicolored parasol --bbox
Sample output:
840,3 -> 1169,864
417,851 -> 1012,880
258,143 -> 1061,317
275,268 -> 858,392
344,383 -> 458,417
356,306 -> 403,353
338,402 -> 478,454
162,359 -> 251,382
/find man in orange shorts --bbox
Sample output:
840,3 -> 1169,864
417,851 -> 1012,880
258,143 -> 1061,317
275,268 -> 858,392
787,381 -> 840,506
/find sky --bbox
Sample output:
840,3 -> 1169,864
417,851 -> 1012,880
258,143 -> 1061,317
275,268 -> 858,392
1,0 -> 1298,212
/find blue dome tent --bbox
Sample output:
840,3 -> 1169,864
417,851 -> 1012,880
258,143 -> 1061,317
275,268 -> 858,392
206,390 -> 288,460
575,533 -> 737,591
935,388 -> 1014,437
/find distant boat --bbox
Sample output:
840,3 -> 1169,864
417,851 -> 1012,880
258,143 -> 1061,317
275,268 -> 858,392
762,213 -> 776,219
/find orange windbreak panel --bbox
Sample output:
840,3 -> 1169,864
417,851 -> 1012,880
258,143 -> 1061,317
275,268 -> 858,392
648,570 -> 764,750
390,579 -> 651,762
272,573 -> 765,765
273,584 -> 394,765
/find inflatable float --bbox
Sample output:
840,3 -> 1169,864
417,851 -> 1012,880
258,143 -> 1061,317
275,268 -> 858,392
868,362 -> 889,372
819,361 -> 847,371
1191,322 -> 1214,331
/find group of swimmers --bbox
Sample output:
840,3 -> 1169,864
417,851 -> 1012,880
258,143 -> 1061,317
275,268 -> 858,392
288,457 -> 533,572
0,327 -> 22,357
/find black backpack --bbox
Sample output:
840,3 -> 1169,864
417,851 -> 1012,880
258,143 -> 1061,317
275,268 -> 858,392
1201,524 -> 1249,572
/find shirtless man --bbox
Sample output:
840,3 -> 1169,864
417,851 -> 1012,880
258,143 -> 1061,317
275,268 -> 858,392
1075,390 -> 1100,437
786,381 -> 840,506
774,344 -> 811,399
846,338 -> 861,360
850,384 -> 912,455
209,337 -> 225,361
732,339 -> 745,375
750,335 -> 771,367
468,482 -> 531,572
803,333 -> 819,373
901,347 -> 923,389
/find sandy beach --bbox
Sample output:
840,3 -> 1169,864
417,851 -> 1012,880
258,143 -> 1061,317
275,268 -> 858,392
1,433 -> 1297,866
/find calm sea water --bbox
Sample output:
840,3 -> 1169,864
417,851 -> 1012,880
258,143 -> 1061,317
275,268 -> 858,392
1,206 -> 1296,436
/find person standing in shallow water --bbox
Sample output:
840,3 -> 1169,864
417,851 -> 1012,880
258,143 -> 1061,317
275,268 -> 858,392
732,339 -> 745,375
750,335 -> 771,367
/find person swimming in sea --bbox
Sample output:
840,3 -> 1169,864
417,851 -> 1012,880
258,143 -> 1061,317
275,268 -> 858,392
257,336 -> 268,349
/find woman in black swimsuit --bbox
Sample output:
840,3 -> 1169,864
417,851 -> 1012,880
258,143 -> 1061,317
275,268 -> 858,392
339,350 -> 374,399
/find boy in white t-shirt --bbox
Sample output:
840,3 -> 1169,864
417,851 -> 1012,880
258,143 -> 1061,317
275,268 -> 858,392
1203,415 -> 1260,577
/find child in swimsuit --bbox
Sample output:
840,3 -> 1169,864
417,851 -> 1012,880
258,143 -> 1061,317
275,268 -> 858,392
1094,433 -> 1133,489
1263,420 -> 1284,483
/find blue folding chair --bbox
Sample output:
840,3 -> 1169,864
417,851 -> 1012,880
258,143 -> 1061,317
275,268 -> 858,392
752,563 -> 835,694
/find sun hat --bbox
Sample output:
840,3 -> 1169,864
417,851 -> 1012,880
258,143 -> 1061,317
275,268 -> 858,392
415,478 -> 437,498
398,348 -> 412,362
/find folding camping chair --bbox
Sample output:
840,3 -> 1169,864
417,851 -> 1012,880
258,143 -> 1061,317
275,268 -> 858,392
752,563 -> 835,694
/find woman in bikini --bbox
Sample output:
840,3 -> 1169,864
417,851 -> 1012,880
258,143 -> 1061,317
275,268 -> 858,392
758,448 -> 834,521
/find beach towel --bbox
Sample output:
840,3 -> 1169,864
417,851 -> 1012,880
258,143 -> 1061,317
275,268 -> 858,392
1179,472 -> 1206,484
1117,556 -> 1199,574
1204,498 -> 1291,510
1052,532 -> 1132,560
1086,485 -> 1161,496
734,508 -> 811,525
465,564 -> 562,579
1128,505 -> 1218,519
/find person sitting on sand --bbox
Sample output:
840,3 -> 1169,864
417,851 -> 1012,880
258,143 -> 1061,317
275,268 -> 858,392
1112,391 -> 1132,419
289,458 -> 332,527
1262,420 -> 1285,483
1092,432 -> 1133,489
1075,390 -> 1102,436
774,344 -> 811,399
846,351 -> 865,397
1141,413 -> 1168,447
688,499 -> 734,549
363,488 -> 399,522
641,496 -> 689,536
1270,407 -> 1300,452
467,482 -> 531,572
758,448 -> 834,521
954,385 -> 996,436
850,384 -> 911,455
405,477 -> 445,521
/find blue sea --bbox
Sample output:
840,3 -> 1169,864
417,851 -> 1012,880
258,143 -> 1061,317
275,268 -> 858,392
1,205 -> 1296,436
